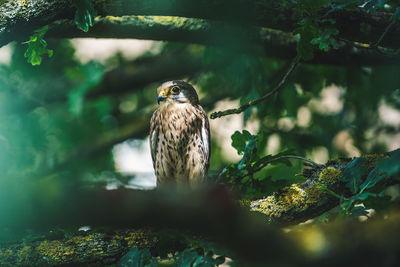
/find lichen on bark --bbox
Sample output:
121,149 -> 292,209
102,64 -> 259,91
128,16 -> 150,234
250,157 -> 354,225
0,229 -> 155,267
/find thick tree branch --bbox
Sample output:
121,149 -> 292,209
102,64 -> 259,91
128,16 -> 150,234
1,168 -> 400,265
45,16 -> 400,66
0,229 -> 155,267
251,150 -> 400,225
2,0 -> 400,53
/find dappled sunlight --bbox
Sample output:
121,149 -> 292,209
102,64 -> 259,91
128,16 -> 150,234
209,99 -> 259,162
297,227 -> 327,255
0,43 -> 12,65
333,130 -> 361,157
70,38 -> 161,64
112,138 -> 156,189
309,84 -> 344,115
309,146 -> 330,164
296,106 -> 312,127
379,99 -> 400,127
266,134 -> 280,155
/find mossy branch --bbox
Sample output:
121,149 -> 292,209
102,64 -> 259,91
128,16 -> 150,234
0,230 -> 155,267
250,151 -> 399,225
2,1 -> 400,66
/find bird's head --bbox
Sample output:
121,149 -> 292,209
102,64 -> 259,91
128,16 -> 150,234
156,80 -> 199,106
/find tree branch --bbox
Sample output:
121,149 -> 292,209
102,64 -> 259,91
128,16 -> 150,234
210,60 -> 299,119
2,0 -> 400,54
42,16 -> 400,66
0,229 -> 156,267
1,149 -> 400,266
250,150 -> 400,225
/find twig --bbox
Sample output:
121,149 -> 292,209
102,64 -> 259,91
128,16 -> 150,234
370,18 -> 396,49
339,9 -> 397,52
233,155 -> 323,181
210,60 -> 299,119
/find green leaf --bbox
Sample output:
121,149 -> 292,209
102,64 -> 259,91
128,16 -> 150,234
296,0 -> 331,14
72,0 -> 97,32
66,62 -> 104,115
231,130 -> 253,155
174,248 -> 223,267
174,249 -> 199,267
341,158 -> 368,194
359,150 -> 400,192
364,195 -> 393,211
311,26 -> 340,52
23,25 -> 53,66
293,18 -> 318,61
349,205 -> 369,217
118,247 -> 157,267
350,192 -> 377,202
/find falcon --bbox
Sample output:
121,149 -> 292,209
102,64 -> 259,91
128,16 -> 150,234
149,80 -> 210,187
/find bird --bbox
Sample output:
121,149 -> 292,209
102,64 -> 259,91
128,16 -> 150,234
149,80 -> 210,187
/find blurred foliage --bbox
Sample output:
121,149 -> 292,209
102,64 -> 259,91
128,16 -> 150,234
118,246 -> 224,267
1,0 -> 400,265
72,0 -> 97,32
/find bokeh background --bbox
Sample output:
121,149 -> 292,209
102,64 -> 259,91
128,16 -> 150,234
1,38 -> 399,194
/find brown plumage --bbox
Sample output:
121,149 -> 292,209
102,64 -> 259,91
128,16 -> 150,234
149,80 -> 210,187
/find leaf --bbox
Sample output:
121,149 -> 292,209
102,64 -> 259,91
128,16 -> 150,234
350,192 -> 377,201
349,205 -> 369,217
311,26 -> 340,52
193,253 -> 225,267
359,150 -> 400,192
23,25 -> 53,66
341,157 -> 368,194
175,249 -> 198,267
363,195 -> 393,211
296,0 -> 331,14
118,247 -> 157,267
238,138 -> 258,170
231,130 -> 253,155
72,0 -> 97,32
294,18 -> 317,61
174,248 -> 224,267
66,62 -> 104,115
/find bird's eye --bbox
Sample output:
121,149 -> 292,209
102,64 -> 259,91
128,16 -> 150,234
171,87 -> 180,94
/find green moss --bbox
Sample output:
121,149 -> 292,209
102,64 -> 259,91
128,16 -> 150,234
318,167 -> 342,184
66,234 -> 94,246
0,249 -> 14,267
36,240 -> 75,262
304,183 -> 324,203
251,184 -> 309,217
238,199 -> 252,209
251,167 -> 343,217
17,246 -> 32,264
124,230 -> 152,247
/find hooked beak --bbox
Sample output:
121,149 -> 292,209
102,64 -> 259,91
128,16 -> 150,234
157,94 -> 166,104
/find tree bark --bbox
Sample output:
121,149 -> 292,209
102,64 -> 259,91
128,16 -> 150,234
251,150 -> 400,225
1,0 -> 400,61
46,16 -> 400,66
2,0 -> 400,48
0,229 -> 155,267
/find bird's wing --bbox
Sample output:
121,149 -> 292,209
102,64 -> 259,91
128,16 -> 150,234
149,111 -> 158,167
199,107 -> 211,170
